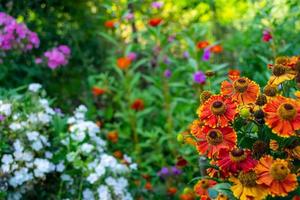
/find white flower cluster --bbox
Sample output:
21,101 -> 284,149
60,105 -> 136,200
0,84 -> 136,200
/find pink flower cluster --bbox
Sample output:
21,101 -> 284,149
0,12 -> 40,51
42,45 -> 71,69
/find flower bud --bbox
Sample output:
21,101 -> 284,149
239,107 -> 250,118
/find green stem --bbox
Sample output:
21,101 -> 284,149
77,177 -> 83,200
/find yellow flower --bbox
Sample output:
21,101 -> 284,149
230,171 -> 269,200
295,91 -> 300,99
268,64 -> 296,85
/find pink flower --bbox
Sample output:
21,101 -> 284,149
35,57 -> 43,64
127,52 -> 137,61
125,13 -> 134,20
0,12 -> 40,52
262,30 -> 272,42
151,1 -> 164,9
42,45 -> 71,69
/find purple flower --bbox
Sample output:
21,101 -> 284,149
163,56 -> 171,65
183,51 -> 189,59
157,167 -> 169,177
171,166 -> 182,175
58,45 -> 71,55
164,69 -> 172,78
168,35 -> 176,43
151,1 -> 164,9
193,71 -> 206,84
127,52 -> 137,61
0,115 -> 5,121
202,48 -> 211,61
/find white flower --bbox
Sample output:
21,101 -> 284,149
56,162 -> 65,172
77,105 -> 87,113
37,112 -> 51,124
9,168 -> 33,187
22,151 -> 33,162
0,103 -> 12,116
31,140 -> 43,151
13,140 -> 24,152
87,173 -> 99,184
81,143 -> 94,154
97,185 -> 111,200
26,131 -> 39,141
33,158 -> 52,177
61,174 -> 73,183
66,152 -> 76,162
1,164 -> 10,173
45,151 -> 53,159
83,189 -> 94,200
130,163 -> 138,170
95,164 -> 105,177
9,123 -> 23,131
2,154 -> 13,164
28,83 -> 42,92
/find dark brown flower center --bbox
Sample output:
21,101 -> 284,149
200,179 -> 209,189
211,101 -> 226,115
238,171 -> 257,187
272,64 -> 286,76
278,103 -> 296,120
230,149 -> 246,162
234,78 -> 249,93
264,85 -> 277,97
206,130 -> 223,145
270,162 -> 289,180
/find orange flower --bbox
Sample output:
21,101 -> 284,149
131,99 -> 145,111
221,76 -> 259,105
210,45 -> 223,53
198,95 -> 237,128
194,179 -> 217,197
104,20 -> 116,28
92,86 -> 105,96
117,57 -> 131,69
255,155 -> 298,197
196,41 -> 209,49
145,181 -> 153,190
190,119 -> 203,137
149,18 -> 162,27
180,193 -> 195,200
167,187 -> 177,195
107,131 -> 118,143
113,150 -> 123,159
263,96 -> 300,137
196,126 -> 236,159
269,139 -> 279,151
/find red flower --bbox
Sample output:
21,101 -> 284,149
131,99 -> 145,111
167,187 -> 177,195
176,156 -> 188,167
210,45 -> 223,53
149,18 -> 162,27
262,30 -> 272,42
117,57 -> 131,69
104,20 -> 116,28
92,86 -> 105,96
107,131 -> 118,143
217,148 -> 257,174
196,126 -> 237,159
196,41 -> 209,49
228,69 -> 240,79
198,95 -> 237,128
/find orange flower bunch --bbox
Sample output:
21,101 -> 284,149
184,55 -> 300,200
